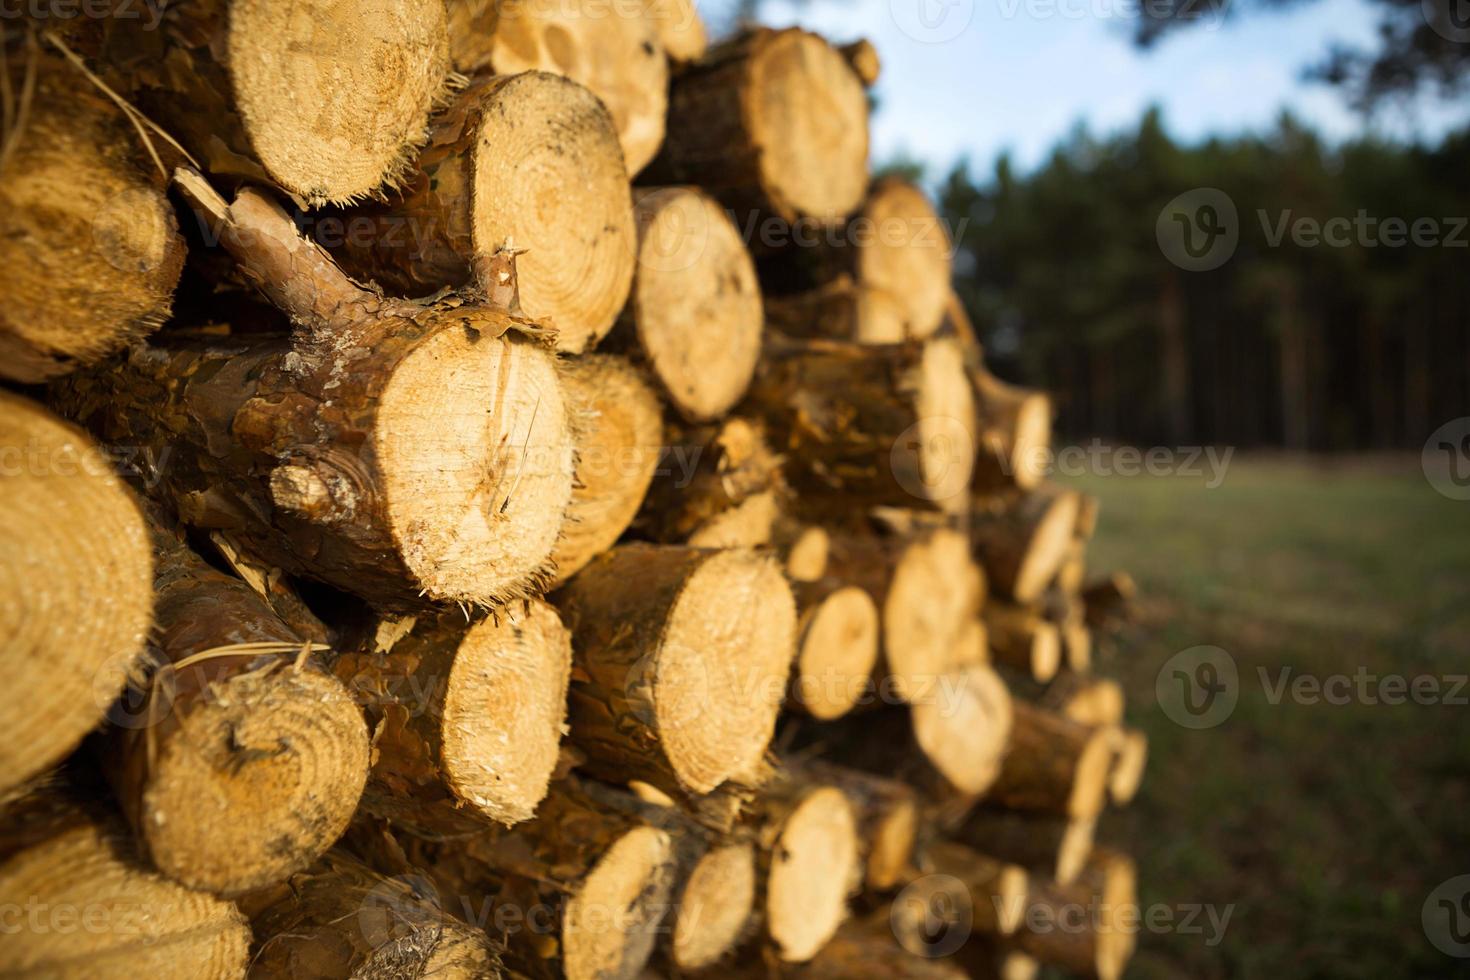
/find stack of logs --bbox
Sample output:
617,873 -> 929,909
0,3 -> 1144,978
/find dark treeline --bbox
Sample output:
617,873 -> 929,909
937,109 -> 1470,450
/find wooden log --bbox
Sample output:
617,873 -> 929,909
636,417 -> 784,547
762,178 -> 953,343
0,393 -> 152,798
553,545 -> 796,798
98,0 -> 452,206
780,523 -> 831,582
240,851 -> 502,978
1057,539 -> 1088,595
1075,493 -> 1100,540
949,806 -> 1095,887
551,355 -> 664,584
788,580 -> 881,721
839,38 -> 881,87
328,72 -> 636,353
645,28 -> 869,228
616,187 -> 763,421
1082,571 -> 1139,629
893,841 -> 1027,944
573,778 -> 757,972
972,487 -> 1081,604
739,912 -> 971,979
987,701 -> 1114,821
405,780 -> 679,980
0,788 -> 249,978
330,600 -> 572,831
746,335 -> 976,514
0,55 -> 184,383
971,367 -> 1052,492
801,666 -> 1013,801
797,760 -> 920,892
445,0 -> 668,172
105,515 -> 369,896
1013,848 -> 1136,980
1036,674 -> 1125,727
983,602 -> 1062,683
825,526 -> 983,703
649,0 -> 709,62
957,939 -> 1040,980
752,779 -> 860,963
54,172 -> 575,610
1106,727 -> 1148,806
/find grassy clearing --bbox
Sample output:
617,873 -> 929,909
1065,455 -> 1470,978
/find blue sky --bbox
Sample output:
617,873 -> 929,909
752,0 -> 1470,177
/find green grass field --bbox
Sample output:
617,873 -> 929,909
1063,455 -> 1470,978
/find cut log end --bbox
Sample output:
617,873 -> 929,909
795,585 -> 881,720
1107,728 -> 1148,805
0,60 -> 183,382
868,793 -> 919,891
913,338 -> 978,509
552,355 -> 664,584
785,525 -> 831,582
912,666 -> 1014,796
481,0 -> 669,172
659,551 -> 797,792
858,179 -> 952,341
631,187 -> 763,421
563,825 -> 675,980
0,394 -> 152,797
767,786 -> 859,962
0,817 -> 249,978
652,0 -> 709,61
885,529 -> 983,702
440,601 -> 574,825
377,328 -> 574,606
685,490 -> 780,549
1056,818 -> 1098,885
227,0 -> 452,204
751,30 -> 870,223
672,841 -> 757,969
470,72 -> 636,351
141,667 -> 367,895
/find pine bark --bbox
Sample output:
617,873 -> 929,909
986,701 -> 1114,821
52,173 -> 574,611
105,514 -> 369,896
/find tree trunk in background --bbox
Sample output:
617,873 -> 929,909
1156,271 -> 1190,445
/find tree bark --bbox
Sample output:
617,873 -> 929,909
643,28 -> 869,229
0,55 -> 184,383
553,545 -> 796,800
105,513 -> 369,897
240,851 -> 503,979
53,172 -> 575,611
635,417 -> 785,548
744,335 -> 976,515
327,72 -> 635,353
986,701 -> 1114,821
330,600 -> 572,833
0,392 -> 153,799
949,806 -> 1095,886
